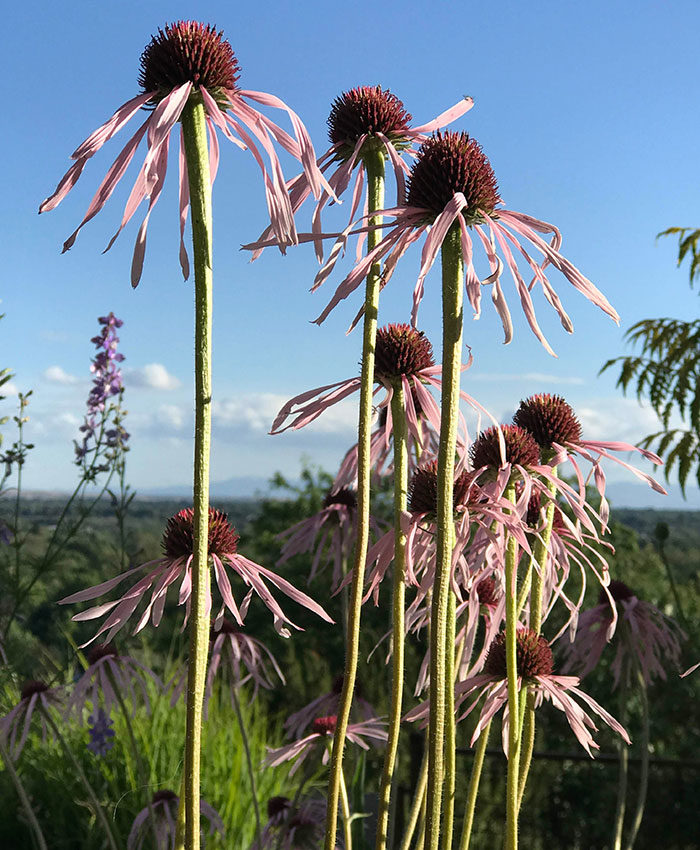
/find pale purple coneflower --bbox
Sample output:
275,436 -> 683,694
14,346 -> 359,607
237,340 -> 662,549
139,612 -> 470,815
169,617 -> 285,712
562,580 -> 685,687
65,642 -> 161,721
59,506 -> 333,645
40,21 -> 329,287
513,393 -> 666,528
250,85 -> 473,264
249,795 -> 328,850
127,788 -> 225,849
267,714 -> 387,776
277,486 -> 359,590
448,629 -> 630,757
283,675 -> 377,740
306,131 -> 619,353
0,680 -> 63,761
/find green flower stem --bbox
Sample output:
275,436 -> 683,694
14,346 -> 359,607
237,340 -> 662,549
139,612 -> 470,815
504,481 -> 521,850
612,665 -> 630,850
181,97 -> 214,850
442,585 -> 457,850
458,718 -> 491,850
106,667 -> 159,845
375,379 -> 409,850
339,759 -> 354,850
625,670 -> 649,850
231,686 -> 263,849
43,710 -> 119,850
0,734 -> 48,850
425,222 -> 463,850
324,147 -> 385,850
514,473 -> 558,809
399,745 -> 429,850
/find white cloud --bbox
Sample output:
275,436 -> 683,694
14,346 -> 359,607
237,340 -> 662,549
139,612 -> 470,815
470,372 -> 585,385
2,381 -> 18,396
126,363 -> 181,391
43,365 -> 80,385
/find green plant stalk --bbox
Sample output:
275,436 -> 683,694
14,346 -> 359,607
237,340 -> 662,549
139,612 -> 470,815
514,473 -> 557,808
442,584 -> 457,850
425,222 -> 463,850
339,759 -> 354,850
105,667 -> 159,845
612,665 -> 630,850
0,734 -> 48,850
458,718 -> 492,850
656,538 -> 690,631
180,97 -> 214,850
625,670 -> 649,850
375,379 -> 409,850
231,686 -> 263,848
324,146 -> 385,850
43,709 -> 119,850
504,481 -> 521,850
399,744 -> 429,850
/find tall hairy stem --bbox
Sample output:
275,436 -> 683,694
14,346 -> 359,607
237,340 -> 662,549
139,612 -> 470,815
625,671 -> 649,850
516,472 -> 557,808
324,148 -> 385,850
458,718 -> 492,850
426,222 -> 463,850
0,734 -> 48,850
375,380 -> 409,850
504,482 -> 521,850
612,665 -> 630,850
180,98 -> 213,850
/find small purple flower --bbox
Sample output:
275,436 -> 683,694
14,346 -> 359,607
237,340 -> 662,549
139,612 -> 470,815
87,708 -> 115,756
127,788 -> 224,849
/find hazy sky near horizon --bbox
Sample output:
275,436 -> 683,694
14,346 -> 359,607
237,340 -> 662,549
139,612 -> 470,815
2,0 -> 699,507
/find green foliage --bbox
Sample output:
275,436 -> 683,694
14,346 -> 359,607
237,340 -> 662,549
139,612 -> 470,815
600,317 -> 700,493
658,226 -> 700,288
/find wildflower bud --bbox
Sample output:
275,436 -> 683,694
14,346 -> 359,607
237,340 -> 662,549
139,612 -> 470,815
162,507 -> 239,559
374,324 -> 435,382
139,21 -> 240,103
407,131 -> 501,222
470,424 -> 540,479
328,86 -> 412,163
513,393 -> 582,450
311,715 -> 338,735
484,629 -> 554,680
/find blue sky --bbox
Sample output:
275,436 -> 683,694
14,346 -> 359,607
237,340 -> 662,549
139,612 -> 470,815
2,0 -> 699,507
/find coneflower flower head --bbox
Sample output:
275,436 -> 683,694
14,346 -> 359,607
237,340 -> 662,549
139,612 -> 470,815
513,393 -> 582,450
408,460 -> 473,518
322,487 -> 357,511
162,506 -> 238,558
128,788 -> 224,849
328,86 -> 412,162
484,629 -> 554,680
267,796 -> 292,820
139,22 -> 239,106
475,576 -> 498,607
311,715 -> 338,735
407,130 -> 501,224
20,681 -> 49,701
600,579 -> 636,605
374,323 -> 435,382
470,424 -> 540,479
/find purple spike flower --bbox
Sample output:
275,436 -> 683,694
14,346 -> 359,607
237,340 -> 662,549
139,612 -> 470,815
40,21 -> 329,287
59,507 -> 333,644
87,707 -> 115,756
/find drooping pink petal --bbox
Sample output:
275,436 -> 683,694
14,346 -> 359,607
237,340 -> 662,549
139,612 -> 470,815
408,96 -> 475,137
